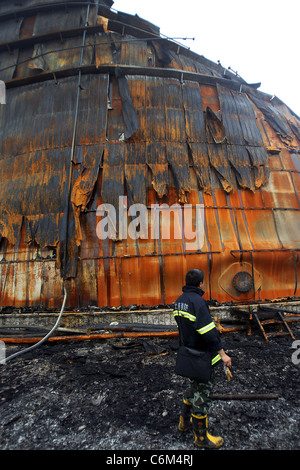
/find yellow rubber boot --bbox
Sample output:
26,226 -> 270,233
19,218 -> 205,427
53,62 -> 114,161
178,399 -> 192,432
191,414 -> 224,449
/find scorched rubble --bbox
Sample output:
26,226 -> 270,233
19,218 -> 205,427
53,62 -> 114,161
0,327 -> 300,450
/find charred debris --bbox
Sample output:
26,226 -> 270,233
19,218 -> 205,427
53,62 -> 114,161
0,1 -> 300,346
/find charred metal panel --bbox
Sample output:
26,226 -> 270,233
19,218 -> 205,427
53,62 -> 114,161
1,77 -> 78,156
0,49 -> 19,80
205,107 -> 226,144
33,5 -> 98,36
183,81 -> 206,143
75,73 -> 109,146
226,145 -> 254,190
189,142 -> 211,194
164,78 -> 191,201
145,76 -> 166,141
30,34 -> 94,72
95,32 -> 115,66
96,32 -> 149,68
246,146 -> 269,189
150,40 -> 172,66
0,1 -> 300,309
0,76 -> 78,254
248,92 -> 300,147
118,37 -> 149,67
125,143 -> 147,206
0,17 -> 23,43
0,0 -> 105,16
167,49 -> 224,77
146,142 -> 168,199
116,71 -> 140,140
166,142 -> 191,203
116,11 -> 159,36
0,74 -> 109,279
207,144 -> 234,192
107,10 -> 160,38
217,85 -> 247,145
71,143 -> 105,245
101,143 -> 125,229
217,85 -> 269,190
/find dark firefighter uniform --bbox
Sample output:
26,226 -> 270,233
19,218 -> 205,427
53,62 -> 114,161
174,284 -> 225,449
173,284 -> 223,369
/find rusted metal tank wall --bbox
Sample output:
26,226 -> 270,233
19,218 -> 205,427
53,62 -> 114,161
0,0 -> 300,310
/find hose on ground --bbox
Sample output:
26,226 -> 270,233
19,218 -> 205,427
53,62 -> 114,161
3,285 -> 67,363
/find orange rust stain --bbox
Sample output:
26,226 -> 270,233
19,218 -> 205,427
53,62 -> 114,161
262,171 -> 300,208
120,256 -> 162,306
19,16 -> 36,39
200,85 -> 220,113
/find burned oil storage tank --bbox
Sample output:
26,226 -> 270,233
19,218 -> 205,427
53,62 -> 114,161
0,0 -> 300,315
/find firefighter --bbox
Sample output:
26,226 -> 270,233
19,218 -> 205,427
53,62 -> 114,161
174,269 -> 232,449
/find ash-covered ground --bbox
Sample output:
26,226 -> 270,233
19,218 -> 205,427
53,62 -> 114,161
1,325 -> 300,452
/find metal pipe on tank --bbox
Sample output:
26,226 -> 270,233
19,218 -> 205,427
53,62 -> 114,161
63,3 -> 91,279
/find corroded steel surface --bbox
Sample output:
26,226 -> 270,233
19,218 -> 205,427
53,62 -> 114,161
0,0 -> 299,310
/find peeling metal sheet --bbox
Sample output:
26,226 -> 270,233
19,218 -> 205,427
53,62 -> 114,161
0,146 -> 69,249
71,144 -> 105,245
75,73 -> 109,146
118,37 -> 149,67
125,163 -> 147,206
167,49 -> 223,77
95,32 -> 149,68
182,81 -> 206,143
150,40 -> 172,66
0,17 -> 23,43
0,49 -> 19,81
217,85 -> 269,190
1,76 -> 78,157
188,142 -> 212,193
95,32 -> 115,67
289,121 -> 300,142
164,78 -> 185,131
30,35 -> 94,72
116,70 -> 140,140
146,142 -> 168,198
101,142 -> 125,213
205,107 -> 226,144
0,2 -> 300,309
207,144 -> 234,192
246,146 -> 269,189
107,10 -> 160,38
145,76 -> 166,141
248,93 -> 296,145
0,0 -> 104,16
33,5 -> 98,36
226,145 -> 254,190
124,143 -> 147,206
166,142 -> 191,203
0,74 -> 109,279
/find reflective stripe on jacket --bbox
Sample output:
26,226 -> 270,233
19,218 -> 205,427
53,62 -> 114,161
174,285 -> 223,367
